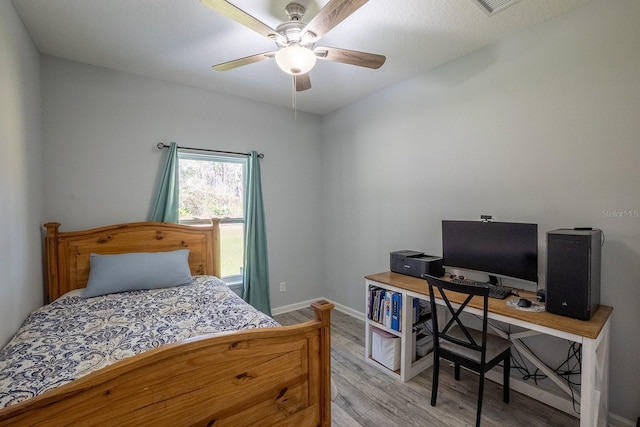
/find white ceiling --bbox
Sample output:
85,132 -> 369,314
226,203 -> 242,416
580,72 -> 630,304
12,0 -> 592,115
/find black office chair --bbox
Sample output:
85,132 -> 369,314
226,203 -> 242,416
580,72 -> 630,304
425,274 -> 512,427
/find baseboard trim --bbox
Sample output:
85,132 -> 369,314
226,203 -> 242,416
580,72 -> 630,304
272,297 -> 365,321
608,413 -> 636,427
271,299 -> 316,316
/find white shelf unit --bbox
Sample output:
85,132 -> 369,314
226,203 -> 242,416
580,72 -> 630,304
364,279 -> 433,382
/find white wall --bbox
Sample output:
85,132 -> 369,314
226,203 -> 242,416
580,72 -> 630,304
41,57 -> 324,309
321,0 -> 640,421
0,0 -> 43,346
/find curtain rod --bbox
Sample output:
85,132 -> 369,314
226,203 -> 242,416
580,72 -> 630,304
156,142 -> 264,159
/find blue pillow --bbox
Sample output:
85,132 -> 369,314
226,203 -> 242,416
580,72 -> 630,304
84,249 -> 192,297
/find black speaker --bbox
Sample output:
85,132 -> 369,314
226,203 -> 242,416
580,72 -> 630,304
546,229 -> 602,320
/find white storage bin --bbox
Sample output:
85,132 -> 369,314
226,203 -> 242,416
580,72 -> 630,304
372,327 -> 401,371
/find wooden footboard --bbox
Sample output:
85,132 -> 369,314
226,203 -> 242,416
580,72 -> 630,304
0,300 -> 334,426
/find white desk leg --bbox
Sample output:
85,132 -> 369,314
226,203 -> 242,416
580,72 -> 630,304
580,317 -> 611,427
401,292 -> 412,382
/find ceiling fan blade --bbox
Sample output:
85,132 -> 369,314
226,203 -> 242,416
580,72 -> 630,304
302,0 -> 368,41
295,73 -> 311,92
200,0 -> 282,42
212,52 -> 276,71
315,47 -> 386,69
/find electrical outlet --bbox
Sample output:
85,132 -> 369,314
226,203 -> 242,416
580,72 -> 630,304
279,282 -> 286,292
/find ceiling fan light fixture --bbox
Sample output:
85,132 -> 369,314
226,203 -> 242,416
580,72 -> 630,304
275,45 -> 316,75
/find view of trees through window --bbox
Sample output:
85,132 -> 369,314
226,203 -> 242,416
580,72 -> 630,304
179,157 -> 244,219
178,154 -> 245,279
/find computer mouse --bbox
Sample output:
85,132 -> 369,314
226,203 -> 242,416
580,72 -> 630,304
517,298 -> 532,308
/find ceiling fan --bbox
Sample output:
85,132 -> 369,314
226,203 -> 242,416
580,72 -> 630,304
200,0 -> 386,91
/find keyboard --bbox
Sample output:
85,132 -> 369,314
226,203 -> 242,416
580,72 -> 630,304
450,277 -> 512,300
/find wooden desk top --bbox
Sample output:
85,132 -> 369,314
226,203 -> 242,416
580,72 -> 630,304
365,272 -> 613,340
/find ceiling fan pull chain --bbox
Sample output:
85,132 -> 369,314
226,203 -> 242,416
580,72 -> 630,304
292,75 -> 297,119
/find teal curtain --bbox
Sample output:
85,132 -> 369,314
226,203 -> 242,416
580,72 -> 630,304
149,142 -> 179,223
243,151 -> 271,315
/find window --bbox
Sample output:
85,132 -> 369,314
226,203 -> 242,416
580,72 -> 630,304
178,151 -> 246,284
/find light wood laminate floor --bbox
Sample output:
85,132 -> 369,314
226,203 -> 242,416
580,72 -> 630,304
274,307 -> 579,427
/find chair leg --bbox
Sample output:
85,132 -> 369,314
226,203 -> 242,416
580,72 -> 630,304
503,352 -> 510,403
454,362 -> 460,381
431,356 -> 439,406
476,373 -> 485,427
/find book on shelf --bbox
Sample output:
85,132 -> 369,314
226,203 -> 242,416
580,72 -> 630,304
372,289 -> 380,321
368,287 -> 401,329
368,287 -> 387,325
368,287 -> 379,321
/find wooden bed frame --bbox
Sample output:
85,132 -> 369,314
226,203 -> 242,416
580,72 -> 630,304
0,221 -> 333,426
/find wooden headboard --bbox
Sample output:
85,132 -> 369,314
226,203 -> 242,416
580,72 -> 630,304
43,220 -> 221,303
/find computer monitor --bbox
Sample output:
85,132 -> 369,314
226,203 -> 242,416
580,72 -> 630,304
442,220 -> 538,284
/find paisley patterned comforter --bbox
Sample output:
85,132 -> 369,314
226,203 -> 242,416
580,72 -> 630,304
0,276 -> 279,408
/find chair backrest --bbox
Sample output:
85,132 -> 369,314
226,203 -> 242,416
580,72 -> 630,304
424,274 -> 490,363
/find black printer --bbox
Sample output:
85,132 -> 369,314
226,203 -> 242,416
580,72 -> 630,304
390,250 -> 444,279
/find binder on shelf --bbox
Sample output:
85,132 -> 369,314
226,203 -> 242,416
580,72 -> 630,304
391,293 -> 402,331
379,290 -> 387,323
383,292 -> 393,328
412,298 -> 420,323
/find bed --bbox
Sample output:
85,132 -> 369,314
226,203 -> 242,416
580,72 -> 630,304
0,220 -> 333,426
